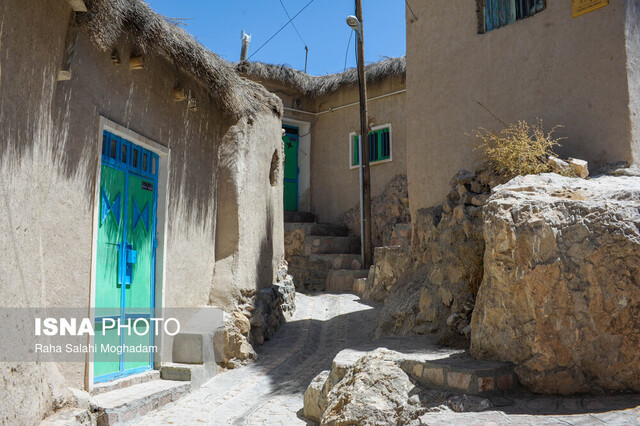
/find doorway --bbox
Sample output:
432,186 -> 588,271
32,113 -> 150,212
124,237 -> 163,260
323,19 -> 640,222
283,125 -> 299,211
93,130 -> 159,383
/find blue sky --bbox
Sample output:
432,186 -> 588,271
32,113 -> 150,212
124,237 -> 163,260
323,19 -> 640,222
146,0 -> 406,76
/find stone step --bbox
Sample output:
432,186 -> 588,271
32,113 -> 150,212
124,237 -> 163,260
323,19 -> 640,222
91,379 -> 190,425
284,211 -> 316,223
289,254 -> 363,272
353,277 -> 367,297
400,354 -> 517,397
284,222 -> 349,237
289,254 -> 364,292
326,269 -> 370,293
303,236 -> 360,255
91,370 -> 160,396
41,408 -> 92,425
160,362 -> 219,390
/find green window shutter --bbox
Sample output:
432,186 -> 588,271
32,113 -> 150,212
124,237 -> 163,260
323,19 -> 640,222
353,135 -> 360,166
351,126 -> 392,167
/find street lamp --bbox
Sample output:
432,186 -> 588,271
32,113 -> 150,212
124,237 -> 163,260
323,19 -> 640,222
346,1 -> 372,268
346,15 -> 362,39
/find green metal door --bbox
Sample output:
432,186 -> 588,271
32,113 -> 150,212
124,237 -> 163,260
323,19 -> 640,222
283,126 -> 299,211
94,131 -> 159,383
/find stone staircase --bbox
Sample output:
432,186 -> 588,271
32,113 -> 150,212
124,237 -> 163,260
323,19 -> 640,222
285,211 -> 369,292
90,371 -> 191,425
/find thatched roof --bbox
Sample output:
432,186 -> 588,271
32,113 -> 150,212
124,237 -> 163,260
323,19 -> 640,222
237,56 -> 406,98
77,0 -> 282,119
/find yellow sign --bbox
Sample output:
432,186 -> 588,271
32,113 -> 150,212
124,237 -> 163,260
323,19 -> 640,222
572,0 -> 609,17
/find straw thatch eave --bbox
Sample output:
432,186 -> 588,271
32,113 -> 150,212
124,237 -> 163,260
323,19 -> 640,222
77,0 -> 282,120
237,56 -> 405,98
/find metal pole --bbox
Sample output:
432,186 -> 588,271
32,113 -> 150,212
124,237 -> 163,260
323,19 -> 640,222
355,0 -> 372,267
240,30 -> 251,62
304,46 -> 309,73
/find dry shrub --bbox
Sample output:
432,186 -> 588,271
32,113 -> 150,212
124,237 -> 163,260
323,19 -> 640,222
473,120 -> 571,183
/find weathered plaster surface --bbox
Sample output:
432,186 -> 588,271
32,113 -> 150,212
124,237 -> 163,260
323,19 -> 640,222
406,1 -> 633,212
275,76 -> 406,224
0,0 -> 284,422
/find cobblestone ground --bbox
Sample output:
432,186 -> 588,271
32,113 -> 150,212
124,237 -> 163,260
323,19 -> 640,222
135,293 -> 640,425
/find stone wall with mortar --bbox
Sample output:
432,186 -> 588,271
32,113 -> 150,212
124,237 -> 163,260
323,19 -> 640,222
370,169 -> 491,345
339,174 -> 411,246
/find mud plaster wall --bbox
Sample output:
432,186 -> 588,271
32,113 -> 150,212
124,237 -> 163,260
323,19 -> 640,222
406,0 -> 635,213
273,76 -> 406,225
0,0 -> 283,422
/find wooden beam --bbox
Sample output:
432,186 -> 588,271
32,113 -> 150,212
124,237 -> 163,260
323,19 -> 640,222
67,0 -> 87,12
57,70 -> 72,81
57,18 -> 77,82
173,88 -> 187,102
129,56 -> 144,70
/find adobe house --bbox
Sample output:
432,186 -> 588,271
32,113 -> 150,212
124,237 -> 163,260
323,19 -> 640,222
0,0 -> 286,422
406,0 -> 640,214
239,58 -> 408,234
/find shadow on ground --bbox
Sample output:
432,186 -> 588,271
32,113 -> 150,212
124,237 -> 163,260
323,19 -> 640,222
251,292 -> 640,418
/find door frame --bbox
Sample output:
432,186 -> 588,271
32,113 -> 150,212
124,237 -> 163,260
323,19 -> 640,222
86,117 -> 171,390
283,125 -> 300,211
282,118 -> 311,212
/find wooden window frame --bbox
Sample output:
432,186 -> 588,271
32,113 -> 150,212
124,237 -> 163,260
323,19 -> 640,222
349,123 -> 393,170
477,0 -> 546,34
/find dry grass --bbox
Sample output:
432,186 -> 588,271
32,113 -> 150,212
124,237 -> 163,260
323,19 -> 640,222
473,120 -> 571,183
238,57 -> 406,98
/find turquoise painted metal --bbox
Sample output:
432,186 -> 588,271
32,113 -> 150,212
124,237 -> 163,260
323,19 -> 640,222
94,131 -> 159,383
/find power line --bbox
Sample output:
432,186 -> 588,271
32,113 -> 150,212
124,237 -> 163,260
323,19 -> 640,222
248,0 -> 315,60
405,0 -> 418,22
278,0 -> 307,48
343,30 -> 353,71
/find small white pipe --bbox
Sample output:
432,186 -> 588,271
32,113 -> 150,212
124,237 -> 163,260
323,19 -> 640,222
282,89 -> 406,117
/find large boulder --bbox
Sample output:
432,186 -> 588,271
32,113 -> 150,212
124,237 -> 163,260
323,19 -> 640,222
472,173 -> 640,393
321,349 -> 418,425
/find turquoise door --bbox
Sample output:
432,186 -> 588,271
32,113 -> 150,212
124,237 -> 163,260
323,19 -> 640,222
283,125 -> 299,211
94,131 -> 159,383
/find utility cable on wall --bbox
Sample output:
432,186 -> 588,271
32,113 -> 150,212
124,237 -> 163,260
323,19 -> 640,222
405,0 -> 418,22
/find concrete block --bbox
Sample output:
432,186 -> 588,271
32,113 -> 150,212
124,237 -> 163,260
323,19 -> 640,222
423,367 -> 444,386
412,363 -> 423,378
497,374 -> 515,391
172,333 -> 204,364
478,376 -> 495,392
447,371 -> 472,391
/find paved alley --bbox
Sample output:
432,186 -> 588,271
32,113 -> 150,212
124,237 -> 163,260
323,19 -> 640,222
135,293 -> 640,425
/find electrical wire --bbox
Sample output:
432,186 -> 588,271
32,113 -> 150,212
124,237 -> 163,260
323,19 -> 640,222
248,0 -> 315,60
278,0 -> 307,48
343,30 -> 353,71
405,0 -> 418,22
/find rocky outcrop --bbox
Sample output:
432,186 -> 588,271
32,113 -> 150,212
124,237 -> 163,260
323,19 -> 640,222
363,246 -> 412,302
374,170 -> 488,344
471,173 -> 640,394
303,348 -> 495,424
221,261 -> 296,368
339,175 -> 410,247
